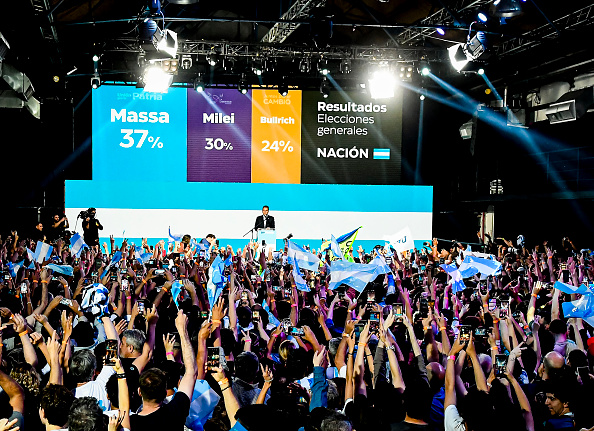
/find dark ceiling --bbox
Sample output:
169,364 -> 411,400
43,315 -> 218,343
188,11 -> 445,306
1,0 -> 594,101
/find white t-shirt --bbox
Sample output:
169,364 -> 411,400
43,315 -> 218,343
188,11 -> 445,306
74,366 -> 116,411
444,405 -> 466,431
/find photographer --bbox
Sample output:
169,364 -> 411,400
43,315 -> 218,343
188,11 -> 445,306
49,213 -> 69,241
81,207 -> 103,247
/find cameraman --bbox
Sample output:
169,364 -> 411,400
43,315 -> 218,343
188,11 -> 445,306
81,208 -> 103,247
49,213 -> 69,241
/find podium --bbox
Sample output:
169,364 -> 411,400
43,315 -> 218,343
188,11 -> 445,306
257,229 -> 276,250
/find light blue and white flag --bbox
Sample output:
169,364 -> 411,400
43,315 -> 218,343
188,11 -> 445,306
134,246 -> 152,264
554,280 -> 591,295
440,263 -> 466,293
287,240 -> 320,271
328,261 -> 380,292
7,260 -> 24,278
185,379 -> 221,431
168,227 -> 183,243
383,242 -> 394,257
292,262 -> 310,292
26,248 -> 35,261
224,254 -> 233,267
33,241 -> 53,263
100,251 -> 122,278
171,281 -> 183,307
561,293 -> 594,327
262,299 -> 281,327
370,254 -> 391,276
70,233 -> 87,258
207,255 -> 226,307
330,235 -> 344,260
458,255 -> 501,277
44,263 -> 74,277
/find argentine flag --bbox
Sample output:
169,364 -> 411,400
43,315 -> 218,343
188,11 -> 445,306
440,263 -> 466,293
44,264 -> 74,277
134,246 -> 152,265
33,241 -> 53,264
7,260 -> 24,278
554,280 -> 592,295
328,261 -> 380,292
207,255 -> 225,307
561,293 -> 594,327
458,255 -> 501,277
330,234 -> 344,260
287,240 -> 320,271
373,148 -> 390,160
70,233 -> 87,258
100,251 -> 122,278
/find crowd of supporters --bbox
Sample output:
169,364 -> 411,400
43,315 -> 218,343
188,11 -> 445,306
0,225 -> 593,431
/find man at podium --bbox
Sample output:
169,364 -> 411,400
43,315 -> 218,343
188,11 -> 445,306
254,205 -> 275,230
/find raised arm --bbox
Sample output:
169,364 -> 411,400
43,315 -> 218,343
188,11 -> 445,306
175,310 -> 197,398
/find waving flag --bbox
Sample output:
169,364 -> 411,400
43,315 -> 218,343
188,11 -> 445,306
100,251 -> 122,278
387,273 -> 396,295
168,227 -> 183,243
383,242 -> 394,257
7,260 -> 24,278
171,281 -> 183,307
336,227 -> 361,262
370,254 -> 391,276
262,299 -> 281,327
561,293 -> 594,327
292,261 -> 310,292
287,240 -> 320,271
384,227 -> 414,254
33,241 -> 53,263
207,255 -> 226,307
185,380 -> 221,431
134,246 -> 152,264
554,280 -> 591,295
328,261 -> 380,292
44,264 -> 74,277
70,233 -> 87,258
441,263 -> 466,293
224,254 -> 233,267
330,235 -> 344,260
458,255 -> 501,277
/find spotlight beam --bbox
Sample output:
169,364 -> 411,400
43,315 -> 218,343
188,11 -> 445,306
479,73 -> 502,101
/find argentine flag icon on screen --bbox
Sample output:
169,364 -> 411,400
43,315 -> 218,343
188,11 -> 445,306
373,148 -> 390,160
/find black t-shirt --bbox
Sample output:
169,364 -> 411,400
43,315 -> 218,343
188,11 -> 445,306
130,392 -> 191,431
120,357 -> 142,411
391,421 -> 430,431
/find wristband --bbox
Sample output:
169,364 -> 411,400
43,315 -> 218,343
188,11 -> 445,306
531,293 -> 538,298
291,304 -> 298,307
211,319 -> 221,325
18,330 -> 28,337
423,326 -> 429,331
357,342 -> 367,348
490,346 -> 499,351
180,274 -> 186,278
272,333 -> 279,338
548,256 -> 553,259
523,324 -> 529,329
222,385 -> 231,391
142,279 -> 147,284
439,326 -> 447,331
41,280 -> 49,284
218,378 -> 229,386
493,319 -> 500,324
166,351 -> 174,356
264,378 -> 273,383
448,355 -> 456,361
270,299 -> 276,302
32,279 -> 38,283
342,332 -> 350,338
366,354 -> 373,358
117,373 -> 127,379
126,296 -> 132,299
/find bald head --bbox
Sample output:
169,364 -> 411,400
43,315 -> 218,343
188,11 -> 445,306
426,362 -> 445,390
542,351 -> 565,380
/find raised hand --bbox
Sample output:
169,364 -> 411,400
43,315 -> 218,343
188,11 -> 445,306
313,345 -> 329,368
260,363 -> 273,383
163,333 -> 175,353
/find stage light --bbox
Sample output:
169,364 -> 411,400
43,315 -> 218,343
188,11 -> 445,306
419,60 -> 430,76
278,79 -> 289,97
92,54 -> 99,62
162,59 -> 178,73
320,78 -> 330,98
448,44 -> 469,72
319,60 -> 330,75
238,74 -> 248,94
478,68 -> 485,75
152,29 -> 178,59
493,0 -> 522,17
91,74 -> 101,89
180,55 -> 193,70
368,69 -> 396,99
52,75 -> 60,83
477,12 -> 488,22
436,27 -> 445,36
143,65 -> 173,93
252,59 -> 263,76
299,58 -> 311,73
420,94 -> 425,100
206,52 -> 219,67
340,59 -> 352,74
194,74 -> 204,92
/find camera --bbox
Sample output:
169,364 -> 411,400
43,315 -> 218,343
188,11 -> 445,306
289,326 -> 304,337
494,354 -> 508,377
459,325 -> 471,342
